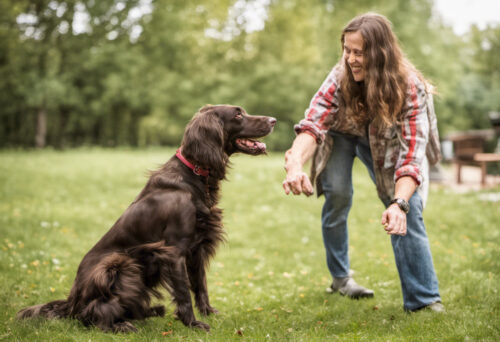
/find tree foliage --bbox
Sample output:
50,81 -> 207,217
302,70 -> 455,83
0,0 -> 498,149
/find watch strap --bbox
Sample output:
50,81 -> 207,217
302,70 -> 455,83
390,198 -> 410,214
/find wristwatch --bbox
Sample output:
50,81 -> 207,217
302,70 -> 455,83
390,198 -> 410,214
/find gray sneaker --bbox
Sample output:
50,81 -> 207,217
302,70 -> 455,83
412,301 -> 445,313
326,277 -> 374,299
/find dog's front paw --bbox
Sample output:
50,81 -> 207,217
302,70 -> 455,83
198,306 -> 219,316
190,320 -> 210,332
150,305 -> 166,317
112,321 -> 138,333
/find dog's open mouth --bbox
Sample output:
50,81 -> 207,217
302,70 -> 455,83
234,138 -> 267,155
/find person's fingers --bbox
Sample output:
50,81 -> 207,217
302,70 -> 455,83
293,182 -> 303,195
283,171 -> 299,195
288,175 -> 302,195
292,176 -> 302,195
283,173 -> 313,196
387,215 -> 407,236
381,211 -> 388,226
387,211 -> 402,234
387,215 -> 396,232
394,217 -> 401,235
396,216 -> 405,234
393,220 -> 402,235
283,180 -> 291,195
301,174 -> 314,196
398,218 -> 407,236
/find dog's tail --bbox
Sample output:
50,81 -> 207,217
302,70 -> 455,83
17,299 -> 69,320
87,252 -> 144,298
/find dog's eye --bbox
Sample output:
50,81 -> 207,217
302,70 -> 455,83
235,113 -> 243,120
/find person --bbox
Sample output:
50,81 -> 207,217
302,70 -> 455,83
282,13 -> 444,312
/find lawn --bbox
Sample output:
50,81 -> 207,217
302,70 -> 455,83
0,148 -> 499,341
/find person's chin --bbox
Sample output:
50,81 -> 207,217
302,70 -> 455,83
350,70 -> 364,82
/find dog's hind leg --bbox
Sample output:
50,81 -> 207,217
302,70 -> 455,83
130,242 -> 210,331
74,253 -> 151,333
78,297 -> 137,333
95,318 -> 138,333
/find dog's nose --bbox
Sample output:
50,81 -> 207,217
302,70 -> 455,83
269,117 -> 277,126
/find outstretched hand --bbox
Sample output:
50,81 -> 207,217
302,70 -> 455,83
282,133 -> 317,197
283,169 -> 314,196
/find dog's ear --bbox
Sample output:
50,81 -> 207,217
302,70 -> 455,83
181,108 -> 227,179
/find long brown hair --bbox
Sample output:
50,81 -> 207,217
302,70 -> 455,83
339,13 -> 426,127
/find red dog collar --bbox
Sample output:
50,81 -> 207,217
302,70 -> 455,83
175,149 -> 210,177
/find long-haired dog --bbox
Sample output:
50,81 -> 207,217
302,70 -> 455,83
18,105 -> 276,332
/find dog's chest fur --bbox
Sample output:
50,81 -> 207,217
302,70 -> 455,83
191,206 -> 225,259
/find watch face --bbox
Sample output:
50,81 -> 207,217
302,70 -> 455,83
391,198 -> 409,213
397,199 -> 409,213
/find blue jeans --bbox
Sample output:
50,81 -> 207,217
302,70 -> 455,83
319,133 -> 441,310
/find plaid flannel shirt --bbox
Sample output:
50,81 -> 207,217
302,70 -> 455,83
295,64 -> 430,204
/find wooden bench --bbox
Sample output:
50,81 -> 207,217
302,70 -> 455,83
447,129 -> 497,185
474,153 -> 500,186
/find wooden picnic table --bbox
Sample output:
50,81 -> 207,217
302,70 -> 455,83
447,129 -> 498,185
474,153 -> 500,186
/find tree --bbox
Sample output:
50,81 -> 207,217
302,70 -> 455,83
0,0 -> 497,149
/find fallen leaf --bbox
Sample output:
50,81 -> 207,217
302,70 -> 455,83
161,330 -> 173,336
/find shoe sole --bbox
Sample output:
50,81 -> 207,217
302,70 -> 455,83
410,302 -> 445,313
326,287 -> 374,299
340,291 -> 374,299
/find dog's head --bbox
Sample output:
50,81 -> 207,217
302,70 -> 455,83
181,105 -> 276,179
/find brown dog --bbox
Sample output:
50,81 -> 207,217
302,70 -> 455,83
18,105 -> 276,333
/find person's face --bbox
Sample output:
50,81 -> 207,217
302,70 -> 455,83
343,31 -> 365,82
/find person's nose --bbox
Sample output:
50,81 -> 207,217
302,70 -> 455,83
348,52 -> 356,64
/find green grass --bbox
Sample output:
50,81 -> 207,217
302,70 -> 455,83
0,148 -> 499,341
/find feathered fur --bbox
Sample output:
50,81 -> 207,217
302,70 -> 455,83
17,105 -> 276,333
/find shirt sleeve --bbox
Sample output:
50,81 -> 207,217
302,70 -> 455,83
394,78 -> 429,185
294,67 -> 340,143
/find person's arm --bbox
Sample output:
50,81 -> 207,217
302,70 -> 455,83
381,78 -> 429,236
283,133 -> 317,196
381,176 -> 417,235
283,67 -> 340,196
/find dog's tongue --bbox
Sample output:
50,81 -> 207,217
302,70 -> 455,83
254,141 -> 266,151
237,138 -> 266,152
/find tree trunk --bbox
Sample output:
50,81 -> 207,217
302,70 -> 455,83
35,106 -> 47,148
